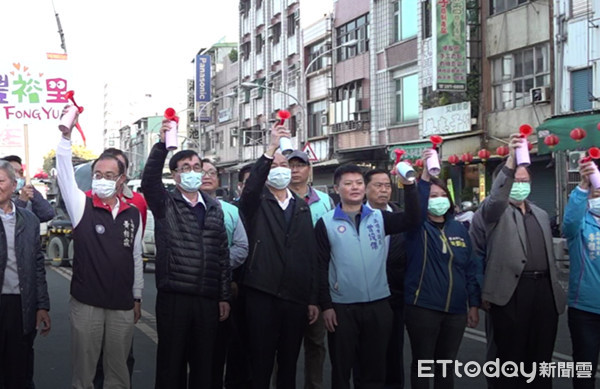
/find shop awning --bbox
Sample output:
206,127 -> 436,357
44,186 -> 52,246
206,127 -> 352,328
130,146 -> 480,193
536,112 -> 600,155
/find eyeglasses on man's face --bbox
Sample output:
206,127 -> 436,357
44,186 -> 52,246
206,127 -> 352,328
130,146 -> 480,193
203,169 -> 218,178
93,172 -> 120,181
289,162 -> 308,170
176,164 -> 203,173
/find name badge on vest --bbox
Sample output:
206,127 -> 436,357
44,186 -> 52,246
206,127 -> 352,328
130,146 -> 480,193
123,219 -> 135,248
95,224 -> 105,234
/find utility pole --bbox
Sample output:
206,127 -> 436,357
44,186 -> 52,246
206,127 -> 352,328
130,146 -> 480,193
52,0 -> 67,54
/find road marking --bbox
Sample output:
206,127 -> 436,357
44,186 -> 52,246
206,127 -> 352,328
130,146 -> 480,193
49,266 -> 159,344
465,327 -> 600,378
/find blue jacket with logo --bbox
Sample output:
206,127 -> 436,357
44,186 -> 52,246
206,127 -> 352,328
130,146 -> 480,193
405,180 -> 481,314
563,186 -> 600,315
316,184 -> 420,309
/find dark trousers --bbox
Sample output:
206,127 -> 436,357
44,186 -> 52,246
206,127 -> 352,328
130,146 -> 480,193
245,288 -> 307,389
0,294 -> 35,389
155,291 -> 219,389
490,277 -> 558,389
384,302 -> 405,389
212,287 -> 252,389
405,304 -> 466,389
328,299 -> 393,389
568,307 -> 600,389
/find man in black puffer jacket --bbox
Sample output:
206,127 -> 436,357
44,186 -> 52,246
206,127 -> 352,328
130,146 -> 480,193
239,124 -> 319,389
141,120 -> 231,389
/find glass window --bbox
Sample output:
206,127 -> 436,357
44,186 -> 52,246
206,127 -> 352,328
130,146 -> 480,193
394,0 -> 418,42
336,14 -> 369,62
395,74 -> 419,123
490,0 -> 528,15
571,67 -> 593,111
491,44 -> 550,110
308,100 -> 327,138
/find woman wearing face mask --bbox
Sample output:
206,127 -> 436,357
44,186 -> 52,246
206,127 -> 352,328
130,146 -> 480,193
404,149 -> 481,389
563,158 -> 600,389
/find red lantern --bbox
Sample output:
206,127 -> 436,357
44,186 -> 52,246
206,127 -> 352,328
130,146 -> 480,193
461,153 -> 473,164
496,146 -> 509,157
519,124 -> 533,137
448,154 -> 460,165
543,134 -> 560,149
415,159 -> 424,168
570,127 -> 587,142
477,149 -> 491,161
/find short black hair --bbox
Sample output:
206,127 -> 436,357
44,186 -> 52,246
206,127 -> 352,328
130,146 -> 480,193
333,164 -> 363,186
2,155 -> 22,165
429,176 -> 455,217
169,150 -> 200,171
103,148 -> 129,169
92,153 -> 125,175
364,168 -> 391,186
238,164 -> 253,183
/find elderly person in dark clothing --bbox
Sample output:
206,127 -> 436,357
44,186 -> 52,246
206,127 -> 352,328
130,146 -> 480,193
0,160 -> 51,389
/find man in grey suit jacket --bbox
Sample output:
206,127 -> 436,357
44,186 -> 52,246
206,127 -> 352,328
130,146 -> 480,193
477,134 -> 566,388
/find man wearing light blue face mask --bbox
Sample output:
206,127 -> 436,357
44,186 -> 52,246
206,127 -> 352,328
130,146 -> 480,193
562,158 -> 600,388
475,134 -> 566,388
2,155 -> 54,224
238,122 -> 319,389
141,120 -> 231,389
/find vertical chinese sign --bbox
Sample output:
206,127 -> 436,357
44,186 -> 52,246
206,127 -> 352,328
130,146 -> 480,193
432,0 -> 467,92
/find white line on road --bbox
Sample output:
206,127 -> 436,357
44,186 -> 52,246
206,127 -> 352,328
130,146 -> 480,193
49,266 -> 159,344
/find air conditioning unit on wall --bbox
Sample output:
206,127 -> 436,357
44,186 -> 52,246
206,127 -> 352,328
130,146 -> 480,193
530,86 -> 550,103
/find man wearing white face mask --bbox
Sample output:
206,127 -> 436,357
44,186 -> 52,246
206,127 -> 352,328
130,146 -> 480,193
56,110 -> 144,389
2,155 -> 54,224
141,120 -> 231,388
238,123 -> 319,389
474,133 -> 566,388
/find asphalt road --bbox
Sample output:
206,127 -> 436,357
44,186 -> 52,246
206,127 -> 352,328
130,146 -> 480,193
32,264 -> 594,388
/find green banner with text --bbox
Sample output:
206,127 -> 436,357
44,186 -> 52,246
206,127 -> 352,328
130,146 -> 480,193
433,0 -> 467,92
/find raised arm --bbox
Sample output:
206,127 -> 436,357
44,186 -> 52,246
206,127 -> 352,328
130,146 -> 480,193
563,159 -> 596,239
239,123 -> 289,221
56,107 -> 86,228
382,183 -> 421,235
141,120 -> 172,219
479,135 -> 521,224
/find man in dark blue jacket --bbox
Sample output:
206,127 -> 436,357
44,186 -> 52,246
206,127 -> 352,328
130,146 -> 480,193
142,120 -> 231,389
239,124 -> 319,389
0,160 -> 51,388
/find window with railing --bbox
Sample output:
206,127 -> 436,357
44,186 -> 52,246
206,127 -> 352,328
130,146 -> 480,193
336,14 -> 369,62
287,13 -> 296,37
491,44 -> 550,110
272,22 -> 282,45
308,99 -> 327,138
306,41 -> 327,74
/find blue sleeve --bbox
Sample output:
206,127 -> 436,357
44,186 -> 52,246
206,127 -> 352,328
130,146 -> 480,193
563,187 -> 589,240
30,189 -> 55,222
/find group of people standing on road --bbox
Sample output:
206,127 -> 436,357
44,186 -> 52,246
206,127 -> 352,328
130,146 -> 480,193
0,105 -> 599,389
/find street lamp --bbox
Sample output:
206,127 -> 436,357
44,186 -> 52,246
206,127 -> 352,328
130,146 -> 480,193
302,39 -> 358,144
240,82 -> 305,110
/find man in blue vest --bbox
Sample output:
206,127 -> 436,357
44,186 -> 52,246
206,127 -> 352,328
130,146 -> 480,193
315,164 -> 420,389
200,159 -> 251,389
287,150 -> 334,389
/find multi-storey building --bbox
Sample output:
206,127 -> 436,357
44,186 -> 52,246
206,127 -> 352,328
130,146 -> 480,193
302,13 -> 336,188
538,0 -> 600,222
238,0 -> 302,163
482,0 -> 557,215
